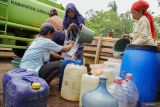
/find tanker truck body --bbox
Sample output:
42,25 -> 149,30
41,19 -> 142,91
0,0 -> 65,56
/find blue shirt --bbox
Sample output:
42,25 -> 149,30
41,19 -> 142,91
20,37 -> 63,72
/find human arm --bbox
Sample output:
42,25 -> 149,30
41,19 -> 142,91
61,41 -> 74,52
47,39 -> 74,53
64,23 -> 76,39
50,52 -> 64,60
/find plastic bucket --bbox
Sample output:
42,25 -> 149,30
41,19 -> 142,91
120,44 -> 160,103
113,38 -> 131,57
77,24 -> 95,44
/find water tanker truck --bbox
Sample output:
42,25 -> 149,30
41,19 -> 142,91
0,0 -> 65,56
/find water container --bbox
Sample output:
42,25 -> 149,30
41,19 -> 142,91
122,73 -> 139,107
79,73 -> 99,107
89,64 -> 104,75
5,76 -> 49,107
79,68 -> 116,107
108,77 -> 128,107
140,102 -> 157,107
3,68 -> 38,104
77,24 -> 95,44
120,44 -> 160,103
61,64 -> 87,101
104,60 -> 121,77
59,58 -> 82,90
102,68 -> 115,86
113,38 -> 131,57
82,77 -> 119,107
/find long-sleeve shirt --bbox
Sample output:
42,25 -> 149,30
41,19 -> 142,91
129,15 -> 156,46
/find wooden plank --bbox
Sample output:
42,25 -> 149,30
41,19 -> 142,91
84,53 -> 95,57
100,52 -> 113,57
90,39 -> 98,45
84,45 -> 97,51
99,60 -> 106,64
84,38 -> 98,46
84,44 -> 97,47
99,56 -> 112,60
84,51 -> 96,55
101,47 -> 113,53
101,41 -> 115,47
102,37 -> 118,42
94,37 -> 102,64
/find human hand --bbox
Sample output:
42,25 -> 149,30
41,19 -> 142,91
61,56 -> 64,60
68,40 -> 74,45
67,23 -> 76,32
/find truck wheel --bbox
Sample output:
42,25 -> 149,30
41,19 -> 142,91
12,41 -> 28,57
12,48 -> 26,57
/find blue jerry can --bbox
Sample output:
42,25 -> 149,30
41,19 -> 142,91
5,76 -> 49,107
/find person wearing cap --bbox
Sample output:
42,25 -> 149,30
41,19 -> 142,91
122,0 -> 156,46
20,23 -> 74,84
107,29 -> 114,38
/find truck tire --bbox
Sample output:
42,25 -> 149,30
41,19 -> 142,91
12,41 -> 28,57
12,48 -> 26,57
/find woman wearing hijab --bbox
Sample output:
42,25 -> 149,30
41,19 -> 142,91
122,0 -> 156,46
63,3 -> 85,62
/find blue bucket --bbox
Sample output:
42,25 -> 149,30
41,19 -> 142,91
120,44 -> 160,103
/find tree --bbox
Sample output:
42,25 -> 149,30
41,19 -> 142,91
86,10 -> 133,38
107,1 -> 118,13
155,17 -> 160,39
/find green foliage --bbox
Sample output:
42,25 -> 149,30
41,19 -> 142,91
86,10 -> 133,38
107,1 -> 118,13
155,17 -> 160,39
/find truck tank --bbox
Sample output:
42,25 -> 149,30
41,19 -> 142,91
0,0 -> 65,56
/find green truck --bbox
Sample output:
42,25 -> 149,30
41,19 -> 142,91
0,0 -> 65,56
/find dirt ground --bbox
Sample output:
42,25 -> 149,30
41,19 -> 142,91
0,51 -> 79,107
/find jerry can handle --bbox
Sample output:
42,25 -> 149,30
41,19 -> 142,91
22,77 -> 34,85
13,68 -> 26,73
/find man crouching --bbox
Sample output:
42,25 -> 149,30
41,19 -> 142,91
20,23 -> 74,84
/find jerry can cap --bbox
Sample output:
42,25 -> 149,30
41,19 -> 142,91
31,82 -> 41,90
